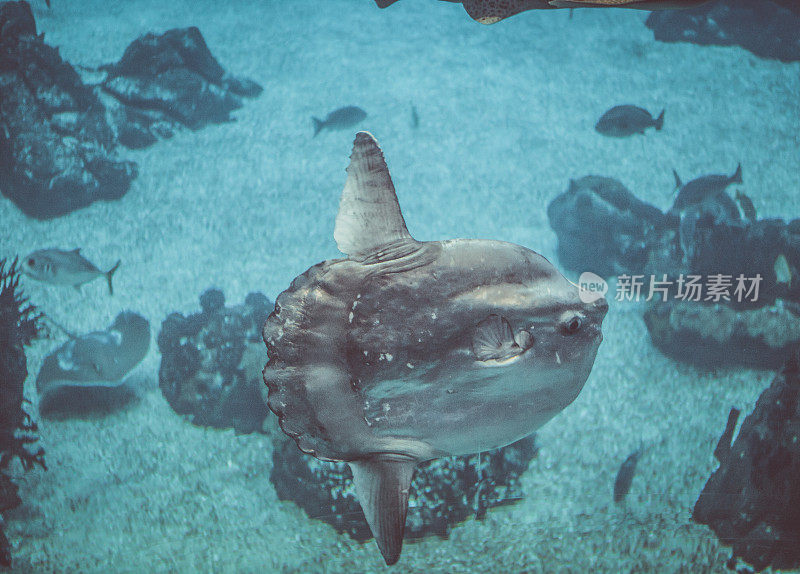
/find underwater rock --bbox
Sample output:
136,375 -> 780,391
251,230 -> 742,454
271,434 -> 538,542
693,350 -> 800,571
158,289 -> 271,434
36,311 -> 150,416
101,26 -> 263,146
0,257 -> 45,568
646,0 -> 800,63
546,175 -> 668,278
0,0 -> 138,219
643,298 -> 800,369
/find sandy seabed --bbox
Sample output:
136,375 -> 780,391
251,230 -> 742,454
1,0 -> 799,572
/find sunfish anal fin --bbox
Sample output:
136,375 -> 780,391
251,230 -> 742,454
472,314 -> 523,361
349,456 -> 416,566
334,132 -> 418,262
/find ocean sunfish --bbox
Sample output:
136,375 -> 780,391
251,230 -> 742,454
22,248 -> 121,295
262,131 -> 607,565
375,1 -> 710,24
36,312 -> 150,411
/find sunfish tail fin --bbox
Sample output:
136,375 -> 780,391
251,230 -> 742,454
349,457 -> 415,566
654,109 -> 665,131
106,260 -> 121,295
731,163 -> 743,185
312,117 -> 324,137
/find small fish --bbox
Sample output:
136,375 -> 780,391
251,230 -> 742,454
613,444 -> 643,503
411,105 -> 419,129
22,248 -> 120,295
312,106 -> 367,137
670,164 -> 743,215
36,311 -> 150,414
775,254 -> 792,286
595,105 -> 664,138
735,190 -> 757,222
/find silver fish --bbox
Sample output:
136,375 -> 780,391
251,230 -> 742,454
670,164 -> 743,215
263,131 -> 607,565
312,106 -> 367,137
22,248 -> 120,294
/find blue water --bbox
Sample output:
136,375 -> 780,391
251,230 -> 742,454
1,0 -> 799,572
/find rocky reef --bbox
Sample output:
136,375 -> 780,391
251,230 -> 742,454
271,435 -> 538,542
646,0 -> 800,63
693,350 -> 800,571
158,289 -> 272,434
0,1 -> 262,218
548,175 -> 800,369
0,0 -> 137,219
0,257 -> 45,567
99,26 -> 262,148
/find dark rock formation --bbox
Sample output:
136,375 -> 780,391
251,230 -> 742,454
546,176 -> 668,278
158,289 -> 272,434
100,26 -> 263,148
271,434 -> 538,542
643,298 -> 800,369
0,1 -> 262,218
646,0 -> 800,63
0,257 -> 45,568
0,1 -> 137,219
693,351 -> 800,571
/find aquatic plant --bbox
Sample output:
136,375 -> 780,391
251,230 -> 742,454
0,257 -> 46,567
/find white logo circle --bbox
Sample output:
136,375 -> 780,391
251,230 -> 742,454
577,272 -> 608,304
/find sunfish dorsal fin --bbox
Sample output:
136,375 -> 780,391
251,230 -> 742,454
349,457 -> 416,566
334,132 -> 416,261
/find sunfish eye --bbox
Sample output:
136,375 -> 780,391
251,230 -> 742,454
562,316 -> 582,335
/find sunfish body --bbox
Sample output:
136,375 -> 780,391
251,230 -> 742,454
22,248 -> 121,294
263,132 -> 607,565
376,0 -> 710,24
670,164 -> 743,215
36,311 -> 150,402
595,105 -> 664,138
312,106 -> 367,137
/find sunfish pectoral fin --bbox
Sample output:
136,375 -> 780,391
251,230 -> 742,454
334,132 -> 418,262
349,456 -> 416,566
472,314 -> 523,361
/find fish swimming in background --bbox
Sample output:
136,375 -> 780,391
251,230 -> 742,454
312,106 -> 367,137
263,131 -> 607,565
410,104 -> 419,129
22,248 -> 121,295
36,311 -> 150,413
735,189 -> 757,222
613,444 -> 644,503
595,105 -> 664,138
375,0 -> 710,25
669,164 -> 743,216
